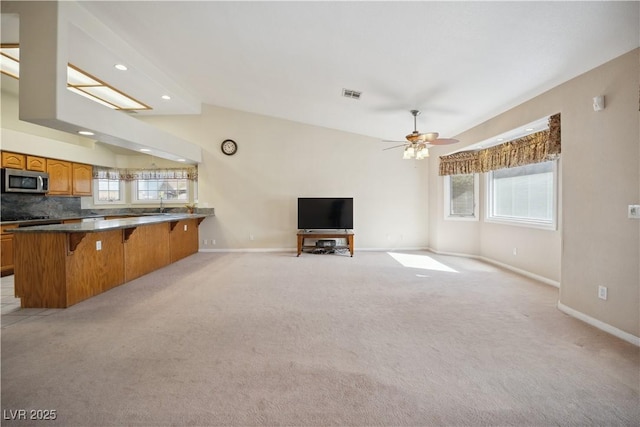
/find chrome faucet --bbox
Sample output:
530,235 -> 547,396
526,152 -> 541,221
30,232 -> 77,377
159,196 -> 165,213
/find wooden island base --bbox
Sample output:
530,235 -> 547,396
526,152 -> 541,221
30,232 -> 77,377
13,215 -> 205,308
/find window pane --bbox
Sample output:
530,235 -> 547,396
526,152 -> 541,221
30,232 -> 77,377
135,179 -> 189,202
490,161 -> 554,222
450,174 -> 475,216
96,178 -> 121,202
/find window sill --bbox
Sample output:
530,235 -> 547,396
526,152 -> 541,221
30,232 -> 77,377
445,215 -> 478,222
485,217 -> 557,231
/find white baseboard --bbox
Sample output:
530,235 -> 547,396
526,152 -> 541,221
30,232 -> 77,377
199,248 -> 292,253
427,248 -> 560,288
478,256 -> 560,288
359,247 -> 428,252
557,301 -> 640,347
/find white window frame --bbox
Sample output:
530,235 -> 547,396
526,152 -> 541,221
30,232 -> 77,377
444,173 -> 479,221
131,178 -> 191,205
93,178 -> 126,205
485,160 -> 558,230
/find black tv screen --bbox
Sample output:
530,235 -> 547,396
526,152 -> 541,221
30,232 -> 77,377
297,197 -> 354,230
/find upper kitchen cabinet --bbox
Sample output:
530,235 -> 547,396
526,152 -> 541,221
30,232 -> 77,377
47,159 -> 73,195
1,152 -> 26,170
72,163 -> 93,196
26,156 -> 47,172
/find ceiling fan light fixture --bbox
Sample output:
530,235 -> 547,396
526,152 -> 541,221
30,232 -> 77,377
403,146 -> 415,159
416,147 -> 429,159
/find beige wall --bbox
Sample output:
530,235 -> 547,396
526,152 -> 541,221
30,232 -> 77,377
141,104 -> 429,250
428,49 -> 639,338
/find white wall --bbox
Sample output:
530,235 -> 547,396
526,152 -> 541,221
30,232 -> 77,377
141,104 -> 429,250
428,49 -> 639,338
1,88 -> 119,166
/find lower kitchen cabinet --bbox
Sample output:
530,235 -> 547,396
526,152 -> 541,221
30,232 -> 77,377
1,224 -> 18,276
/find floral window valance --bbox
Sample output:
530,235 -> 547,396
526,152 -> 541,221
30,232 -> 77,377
439,113 -> 561,176
93,167 -> 198,181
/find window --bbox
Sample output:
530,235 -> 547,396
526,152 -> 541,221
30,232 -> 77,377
486,160 -> 557,229
134,178 -> 188,203
94,178 -> 125,204
444,174 -> 478,220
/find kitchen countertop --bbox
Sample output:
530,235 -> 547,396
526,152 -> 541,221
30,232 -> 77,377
7,213 -> 211,233
1,214 -> 111,226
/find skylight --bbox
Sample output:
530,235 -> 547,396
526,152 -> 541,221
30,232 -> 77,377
0,45 -> 151,111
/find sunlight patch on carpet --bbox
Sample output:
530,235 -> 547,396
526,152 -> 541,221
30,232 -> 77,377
387,252 -> 458,273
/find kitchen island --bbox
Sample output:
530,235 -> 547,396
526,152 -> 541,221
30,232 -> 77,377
10,214 -> 210,308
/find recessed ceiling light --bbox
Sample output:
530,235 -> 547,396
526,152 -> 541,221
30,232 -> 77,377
525,128 -> 534,131
176,159 -> 185,162
161,95 -> 171,100
497,138 -> 504,142
114,64 -> 128,71
139,148 -> 151,152
78,130 -> 94,136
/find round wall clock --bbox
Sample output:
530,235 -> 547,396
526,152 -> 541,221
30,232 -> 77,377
221,139 -> 238,156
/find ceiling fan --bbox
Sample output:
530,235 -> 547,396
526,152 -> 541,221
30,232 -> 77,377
383,110 -> 459,159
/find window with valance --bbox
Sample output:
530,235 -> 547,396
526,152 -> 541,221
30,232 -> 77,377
439,113 -> 561,176
93,167 -> 198,181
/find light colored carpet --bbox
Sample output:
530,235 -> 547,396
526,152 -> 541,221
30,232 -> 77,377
1,251 -> 638,426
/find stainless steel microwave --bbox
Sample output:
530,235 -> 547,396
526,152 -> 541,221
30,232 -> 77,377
1,168 -> 49,194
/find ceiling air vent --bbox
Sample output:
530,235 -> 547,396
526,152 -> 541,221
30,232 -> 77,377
342,88 -> 362,100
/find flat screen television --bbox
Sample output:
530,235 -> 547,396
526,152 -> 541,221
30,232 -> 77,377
297,197 -> 353,230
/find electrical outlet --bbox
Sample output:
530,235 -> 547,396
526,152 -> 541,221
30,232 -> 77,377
202,239 -> 207,245
250,234 -> 254,241
184,224 -> 188,231
513,247 -> 517,255
598,285 -> 608,300
212,239 -> 216,245
96,240 -> 102,251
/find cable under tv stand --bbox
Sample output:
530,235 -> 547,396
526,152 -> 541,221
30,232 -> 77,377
296,230 -> 354,257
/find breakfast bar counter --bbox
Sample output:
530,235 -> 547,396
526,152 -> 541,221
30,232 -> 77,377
10,214 -> 210,308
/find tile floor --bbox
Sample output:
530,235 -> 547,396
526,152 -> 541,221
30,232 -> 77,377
1,275 -> 60,328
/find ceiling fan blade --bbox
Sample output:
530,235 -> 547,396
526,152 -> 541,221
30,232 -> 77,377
382,139 -> 407,143
430,138 -> 459,145
383,144 -> 408,151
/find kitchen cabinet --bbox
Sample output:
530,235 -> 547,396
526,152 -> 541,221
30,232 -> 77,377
1,224 -> 18,276
1,152 -> 25,169
26,155 -> 46,172
46,159 -> 72,195
72,163 -> 93,196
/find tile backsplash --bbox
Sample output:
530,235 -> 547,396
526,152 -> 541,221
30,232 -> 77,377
1,194 -> 81,220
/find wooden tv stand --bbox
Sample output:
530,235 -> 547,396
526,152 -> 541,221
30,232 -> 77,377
297,230 -> 354,257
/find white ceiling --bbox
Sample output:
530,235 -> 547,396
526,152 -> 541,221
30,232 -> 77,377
3,1 -> 640,145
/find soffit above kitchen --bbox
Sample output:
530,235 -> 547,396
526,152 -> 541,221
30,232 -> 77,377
0,2 -> 202,164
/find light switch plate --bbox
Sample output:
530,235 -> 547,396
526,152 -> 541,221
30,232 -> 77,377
96,240 -> 102,251
629,205 -> 640,219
